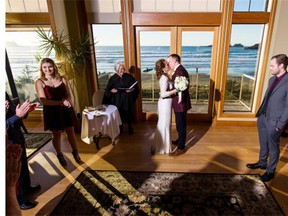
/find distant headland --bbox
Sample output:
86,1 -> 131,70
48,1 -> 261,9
229,43 -> 259,49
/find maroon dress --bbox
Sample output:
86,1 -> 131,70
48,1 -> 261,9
43,82 -> 76,131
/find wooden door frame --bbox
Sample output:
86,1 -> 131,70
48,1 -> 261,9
135,26 -> 219,122
177,27 -> 219,122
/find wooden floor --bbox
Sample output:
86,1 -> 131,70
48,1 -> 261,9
22,121 -> 288,215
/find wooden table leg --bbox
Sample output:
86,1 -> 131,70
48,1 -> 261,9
93,133 -> 102,150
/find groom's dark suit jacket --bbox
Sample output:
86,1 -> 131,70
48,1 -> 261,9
171,65 -> 191,112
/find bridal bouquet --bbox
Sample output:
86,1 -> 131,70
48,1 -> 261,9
174,76 -> 189,104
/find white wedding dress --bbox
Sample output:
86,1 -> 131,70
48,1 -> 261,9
153,75 -> 172,154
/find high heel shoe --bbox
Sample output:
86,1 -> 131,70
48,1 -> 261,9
72,150 -> 83,164
57,152 -> 67,166
128,124 -> 134,135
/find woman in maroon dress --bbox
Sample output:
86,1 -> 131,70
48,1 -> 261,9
35,58 -> 82,166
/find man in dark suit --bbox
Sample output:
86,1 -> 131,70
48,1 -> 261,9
167,54 -> 191,156
246,54 -> 288,182
6,93 -> 41,209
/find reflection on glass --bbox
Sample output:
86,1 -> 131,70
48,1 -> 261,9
224,24 -> 264,112
139,31 -> 170,113
234,0 -> 267,12
5,30 -> 54,103
181,31 -> 213,114
92,24 -> 124,89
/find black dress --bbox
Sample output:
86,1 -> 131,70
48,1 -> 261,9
43,82 -> 76,131
103,73 -> 139,124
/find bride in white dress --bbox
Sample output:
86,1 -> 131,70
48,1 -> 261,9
152,59 -> 177,154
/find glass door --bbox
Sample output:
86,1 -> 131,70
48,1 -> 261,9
136,27 -> 174,120
136,27 -> 217,122
177,27 -> 217,121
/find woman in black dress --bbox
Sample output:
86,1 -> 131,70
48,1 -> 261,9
35,58 -> 82,166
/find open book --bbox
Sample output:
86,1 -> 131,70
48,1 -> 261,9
118,81 -> 138,90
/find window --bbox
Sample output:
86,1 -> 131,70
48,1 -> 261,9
138,30 -> 171,113
5,29 -> 55,104
180,30 -> 214,114
92,24 -> 124,90
223,24 -> 264,112
234,0 -> 267,12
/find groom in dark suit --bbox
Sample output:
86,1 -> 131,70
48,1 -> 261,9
246,54 -> 288,182
167,54 -> 191,156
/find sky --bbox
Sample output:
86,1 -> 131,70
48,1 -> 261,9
5,23 -> 264,48
92,24 -> 263,47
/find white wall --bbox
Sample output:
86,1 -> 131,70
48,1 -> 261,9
262,0 -> 288,92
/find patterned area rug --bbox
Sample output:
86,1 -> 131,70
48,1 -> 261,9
24,133 -> 52,158
51,170 -> 284,216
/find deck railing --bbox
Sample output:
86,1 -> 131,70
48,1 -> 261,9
98,71 -> 255,112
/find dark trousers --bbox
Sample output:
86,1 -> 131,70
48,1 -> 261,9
20,143 -> 31,193
257,114 -> 281,173
175,111 -> 187,150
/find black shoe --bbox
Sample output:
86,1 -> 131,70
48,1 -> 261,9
246,162 -> 266,170
20,200 -> 37,210
128,125 -> 134,135
281,131 -> 288,138
151,146 -> 155,155
119,125 -> 123,134
169,149 -> 185,157
172,140 -> 178,145
72,150 -> 83,164
24,184 -> 41,195
260,171 -> 275,182
57,152 -> 67,166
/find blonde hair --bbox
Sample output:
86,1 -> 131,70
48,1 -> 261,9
39,58 -> 60,80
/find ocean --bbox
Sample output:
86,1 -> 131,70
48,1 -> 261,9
6,44 -> 258,79
96,46 -> 258,76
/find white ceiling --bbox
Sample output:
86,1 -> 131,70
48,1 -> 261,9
6,0 -> 48,12
6,0 -> 220,13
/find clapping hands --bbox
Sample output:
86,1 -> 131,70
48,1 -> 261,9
15,100 -> 40,119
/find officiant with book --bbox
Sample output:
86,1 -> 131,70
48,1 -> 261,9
103,60 -> 139,134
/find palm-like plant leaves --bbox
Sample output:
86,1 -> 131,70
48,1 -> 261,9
35,27 -> 96,75
36,27 -> 70,58
70,34 -> 95,73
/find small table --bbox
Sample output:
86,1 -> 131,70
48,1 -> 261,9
81,105 -> 122,149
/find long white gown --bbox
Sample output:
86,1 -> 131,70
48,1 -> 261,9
153,75 -> 172,154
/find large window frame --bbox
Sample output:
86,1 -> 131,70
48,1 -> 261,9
5,27 -> 54,105
5,13 -> 50,119
215,0 -> 277,121
5,0 -> 279,124
92,24 -> 125,90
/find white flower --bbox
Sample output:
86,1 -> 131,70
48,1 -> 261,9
174,76 -> 188,92
174,76 -> 189,104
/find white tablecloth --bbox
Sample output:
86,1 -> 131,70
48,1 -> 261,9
81,105 -> 122,144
